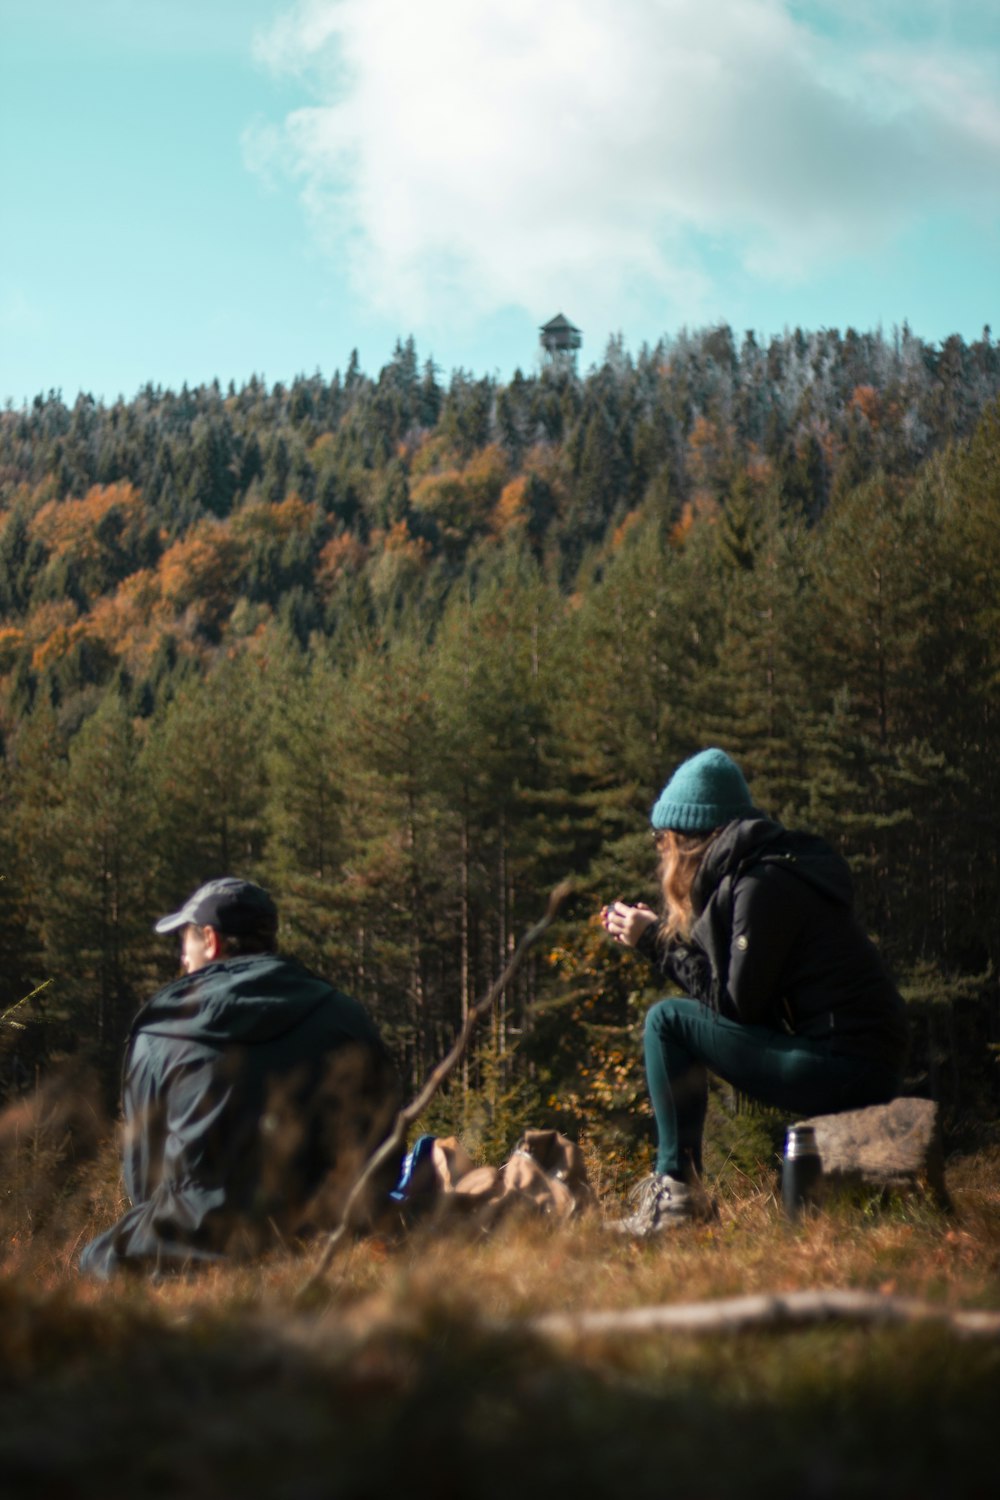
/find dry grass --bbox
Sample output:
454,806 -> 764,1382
2,1084 -> 999,1499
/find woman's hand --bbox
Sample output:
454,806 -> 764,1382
600,900 -> 657,948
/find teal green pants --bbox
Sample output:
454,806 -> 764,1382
644,998 -> 900,1178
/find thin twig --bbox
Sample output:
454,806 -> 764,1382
298,880 -> 573,1295
1,980 -> 52,1031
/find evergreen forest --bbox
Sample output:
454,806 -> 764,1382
2,322 -> 999,1154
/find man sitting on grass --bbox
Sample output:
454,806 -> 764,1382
80,878 -> 400,1277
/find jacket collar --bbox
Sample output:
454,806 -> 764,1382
692,817 -> 785,913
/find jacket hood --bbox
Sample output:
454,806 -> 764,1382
694,817 -> 856,913
132,953 -> 336,1047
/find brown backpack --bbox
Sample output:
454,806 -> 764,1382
406,1127 -> 594,1226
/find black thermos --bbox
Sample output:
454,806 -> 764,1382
782,1124 -> 823,1217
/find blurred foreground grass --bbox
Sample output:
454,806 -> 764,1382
2,1086 -> 999,1499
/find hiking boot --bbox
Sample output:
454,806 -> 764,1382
609,1172 -> 712,1237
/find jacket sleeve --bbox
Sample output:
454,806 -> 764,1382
634,921 -> 718,1005
121,1031 -> 165,1205
123,1031 -> 234,1207
718,863 -> 804,1025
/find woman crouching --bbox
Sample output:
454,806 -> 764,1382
601,747 -> 907,1235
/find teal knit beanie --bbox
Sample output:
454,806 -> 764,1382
650,748 -> 754,832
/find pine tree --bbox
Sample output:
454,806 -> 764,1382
262,650 -> 351,976
333,633 -> 451,1086
696,478 -> 813,819
429,556 -> 569,1094
27,696 -> 157,1083
143,656 -> 270,908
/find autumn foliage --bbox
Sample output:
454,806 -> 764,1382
1,325 -> 999,1139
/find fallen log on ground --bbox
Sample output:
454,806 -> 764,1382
532,1288 -> 1000,1341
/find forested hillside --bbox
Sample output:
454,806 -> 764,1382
2,323 -> 998,1141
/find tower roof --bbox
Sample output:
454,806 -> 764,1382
540,312 -> 581,335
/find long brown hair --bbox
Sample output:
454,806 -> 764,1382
655,827 -> 721,943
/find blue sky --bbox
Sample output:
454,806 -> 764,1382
2,0 -> 998,405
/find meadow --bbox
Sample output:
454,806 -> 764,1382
2,1076 -> 998,1500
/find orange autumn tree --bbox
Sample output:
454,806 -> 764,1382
410,443 -> 508,541
30,483 -> 156,602
157,518 -> 248,637
83,569 -> 165,675
316,533 -> 367,598
24,600 -> 82,675
231,491 -> 317,546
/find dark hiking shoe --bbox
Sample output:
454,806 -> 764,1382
609,1172 -> 713,1237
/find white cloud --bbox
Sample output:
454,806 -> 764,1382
249,0 -> 1000,334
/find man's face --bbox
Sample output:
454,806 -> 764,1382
180,924 -> 215,975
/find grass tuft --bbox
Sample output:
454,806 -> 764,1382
1,1080 -> 999,1497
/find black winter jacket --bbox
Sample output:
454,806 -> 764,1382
79,954 -> 400,1277
637,818 -> 907,1071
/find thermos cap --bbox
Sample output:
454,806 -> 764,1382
785,1124 -> 819,1160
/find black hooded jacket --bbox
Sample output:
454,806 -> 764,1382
637,818 -> 907,1070
79,954 -> 400,1277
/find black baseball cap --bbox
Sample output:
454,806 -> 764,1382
154,878 -> 278,939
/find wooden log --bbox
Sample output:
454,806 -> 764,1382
794,1097 -> 950,1208
532,1289 -> 1000,1342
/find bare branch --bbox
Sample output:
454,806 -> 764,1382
298,880 -> 573,1294
1,980 -> 52,1032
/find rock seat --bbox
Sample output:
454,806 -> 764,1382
793,1097 -> 950,1209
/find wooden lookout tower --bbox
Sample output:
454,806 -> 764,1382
539,312 -> 582,371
